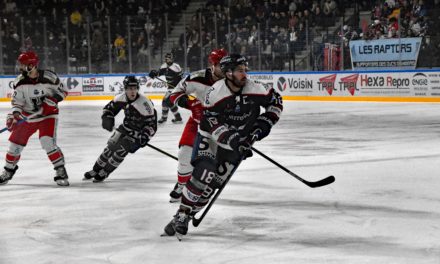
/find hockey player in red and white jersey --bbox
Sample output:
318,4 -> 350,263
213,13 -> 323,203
164,54 -> 283,237
83,76 -> 157,182
0,51 -> 69,186
166,48 -> 228,202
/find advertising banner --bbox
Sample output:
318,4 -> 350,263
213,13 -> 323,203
349,38 -> 422,70
1,71 -> 440,102
249,71 -> 440,98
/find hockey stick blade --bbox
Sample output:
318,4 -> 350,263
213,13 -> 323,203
251,147 -> 335,188
302,175 -> 335,188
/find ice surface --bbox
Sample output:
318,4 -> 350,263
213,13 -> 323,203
0,100 -> 439,264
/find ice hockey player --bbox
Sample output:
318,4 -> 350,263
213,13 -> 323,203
148,52 -> 183,124
84,76 -> 157,182
0,51 -> 69,186
164,54 -> 283,237
167,48 -> 228,203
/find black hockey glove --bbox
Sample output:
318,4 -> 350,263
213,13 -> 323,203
137,134 -> 150,148
250,117 -> 272,141
148,70 -> 158,79
229,133 -> 253,160
102,115 -> 115,132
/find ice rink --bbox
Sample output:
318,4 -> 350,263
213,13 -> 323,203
0,99 -> 439,264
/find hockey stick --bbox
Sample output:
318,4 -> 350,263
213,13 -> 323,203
192,158 -> 244,227
146,143 -> 178,161
0,111 -> 43,134
251,147 -> 335,188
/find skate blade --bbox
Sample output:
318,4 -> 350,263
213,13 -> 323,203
169,197 -> 181,203
175,233 -> 183,241
82,177 -> 93,181
92,179 -> 105,183
56,180 -> 70,186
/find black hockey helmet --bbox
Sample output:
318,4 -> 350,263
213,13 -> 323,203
219,54 -> 247,73
123,75 -> 140,89
164,52 -> 173,60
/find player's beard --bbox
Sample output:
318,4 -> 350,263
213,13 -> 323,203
231,74 -> 246,88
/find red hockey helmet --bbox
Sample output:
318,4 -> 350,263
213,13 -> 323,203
18,51 -> 39,67
208,48 -> 228,65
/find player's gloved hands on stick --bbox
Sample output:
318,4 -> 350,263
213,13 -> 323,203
138,134 -> 150,147
102,115 -> 115,132
6,112 -> 24,132
188,99 -> 203,123
41,97 -> 59,116
229,133 -> 253,160
250,118 -> 271,141
148,70 -> 158,79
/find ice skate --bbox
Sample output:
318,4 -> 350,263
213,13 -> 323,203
174,209 -> 190,240
158,116 -> 167,124
161,218 -> 176,237
0,166 -> 18,185
93,169 -> 109,183
54,166 -> 69,187
171,114 -> 182,124
83,170 -> 97,180
169,183 -> 184,203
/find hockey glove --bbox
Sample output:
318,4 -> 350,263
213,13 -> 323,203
41,97 -> 59,116
102,115 -> 115,132
188,99 -> 203,123
6,112 -> 23,132
137,134 -> 150,148
148,70 -> 158,79
229,133 -> 253,160
250,117 -> 272,141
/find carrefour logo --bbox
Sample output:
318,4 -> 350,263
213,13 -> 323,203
277,77 -> 287,92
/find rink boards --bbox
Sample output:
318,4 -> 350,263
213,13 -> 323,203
1,70 -> 440,102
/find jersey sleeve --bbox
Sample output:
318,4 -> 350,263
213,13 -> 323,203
11,89 -> 25,114
169,76 -> 191,109
102,99 -> 123,117
256,88 -> 283,131
43,70 -> 67,102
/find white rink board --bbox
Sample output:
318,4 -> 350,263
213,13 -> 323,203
1,70 -> 440,101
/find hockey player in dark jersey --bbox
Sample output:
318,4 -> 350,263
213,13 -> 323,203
148,52 -> 183,124
83,76 -> 157,182
167,48 -> 228,202
164,54 -> 283,237
0,51 -> 69,186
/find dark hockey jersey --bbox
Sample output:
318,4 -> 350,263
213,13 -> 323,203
158,62 -> 183,89
201,79 -> 283,150
103,93 -> 157,140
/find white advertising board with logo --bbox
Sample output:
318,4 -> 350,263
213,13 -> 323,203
1,71 -> 440,102
248,71 -> 440,100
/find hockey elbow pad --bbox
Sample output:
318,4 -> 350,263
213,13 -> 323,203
102,116 -> 115,132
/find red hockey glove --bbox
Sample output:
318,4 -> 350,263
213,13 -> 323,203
6,112 -> 23,132
42,97 -> 59,116
188,99 -> 203,123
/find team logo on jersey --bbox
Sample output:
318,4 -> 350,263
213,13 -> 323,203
277,77 -> 287,92
33,89 -> 40,95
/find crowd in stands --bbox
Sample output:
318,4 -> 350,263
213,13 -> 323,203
179,0 -> 343,71
0,0 -> 439,73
